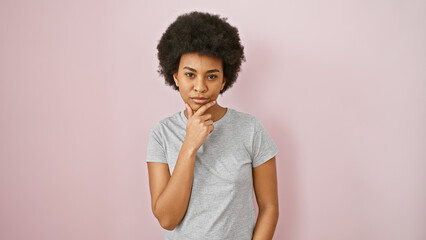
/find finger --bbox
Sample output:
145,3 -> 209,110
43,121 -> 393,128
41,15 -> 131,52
194,100 -> 216,116
186,103 -> 193,118
208,125 -> 214,134
204,120 -> 213,126
200,114 -> 212,121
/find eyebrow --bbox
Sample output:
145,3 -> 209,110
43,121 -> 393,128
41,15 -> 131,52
183,66 -> 220,73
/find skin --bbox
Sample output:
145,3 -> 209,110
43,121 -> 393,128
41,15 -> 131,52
173,52 -> 227,122
147,52 -> 279,239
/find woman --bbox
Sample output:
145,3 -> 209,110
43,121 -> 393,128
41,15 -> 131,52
146,11 -> 279,240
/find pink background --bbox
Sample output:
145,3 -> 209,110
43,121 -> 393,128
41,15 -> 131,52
1,0 -> 425,239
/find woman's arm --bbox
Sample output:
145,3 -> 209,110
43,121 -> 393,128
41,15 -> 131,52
252,157 -> 279,240
147,101 -> 216,230
147,142 -> 197,230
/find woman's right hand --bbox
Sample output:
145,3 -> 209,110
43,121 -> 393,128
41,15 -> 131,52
184,100 -> 216,150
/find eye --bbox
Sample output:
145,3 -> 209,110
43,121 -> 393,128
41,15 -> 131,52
207,75 -> 218,80
185,72 -> 195,78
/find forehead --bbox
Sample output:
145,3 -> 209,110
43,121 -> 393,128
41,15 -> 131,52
179,52 -> 223,70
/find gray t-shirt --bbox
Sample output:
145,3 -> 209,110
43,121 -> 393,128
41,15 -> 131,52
146,108 -> 278,240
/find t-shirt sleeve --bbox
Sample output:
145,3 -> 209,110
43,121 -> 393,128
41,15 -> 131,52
146,124 -> 168,163
252,118 -> 279,168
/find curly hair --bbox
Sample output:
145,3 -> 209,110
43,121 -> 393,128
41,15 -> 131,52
157,11 -> 245,94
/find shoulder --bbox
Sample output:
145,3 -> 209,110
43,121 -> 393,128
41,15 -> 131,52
228,108 -> 257,122
150,111 -> 184,134
227,108 -> 263,130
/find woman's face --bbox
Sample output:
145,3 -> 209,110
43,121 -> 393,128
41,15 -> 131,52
173,52 -> 226,112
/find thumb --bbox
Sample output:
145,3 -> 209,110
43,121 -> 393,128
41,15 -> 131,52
185,103 -> 193,118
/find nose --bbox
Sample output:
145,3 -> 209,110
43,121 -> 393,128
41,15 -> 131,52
194,77 -> 207,93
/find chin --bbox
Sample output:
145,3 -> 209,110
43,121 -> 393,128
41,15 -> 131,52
190,104 -> 202,111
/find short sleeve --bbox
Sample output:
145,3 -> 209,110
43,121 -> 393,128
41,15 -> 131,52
146,124 -> 167,163
252,119 -> 279,168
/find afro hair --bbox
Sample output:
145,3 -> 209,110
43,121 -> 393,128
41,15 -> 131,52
157,11 -> 245,94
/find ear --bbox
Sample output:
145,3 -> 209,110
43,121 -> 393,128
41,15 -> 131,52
221,77 -> 226,91
173,73 -> 179,87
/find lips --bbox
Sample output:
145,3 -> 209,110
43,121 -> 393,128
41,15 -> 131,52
190,97 -> 209,104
